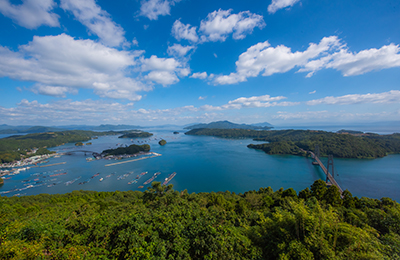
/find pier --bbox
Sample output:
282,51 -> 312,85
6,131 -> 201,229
105,154 -> 161,167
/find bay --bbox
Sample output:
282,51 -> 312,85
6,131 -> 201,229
1,128 -> 399,201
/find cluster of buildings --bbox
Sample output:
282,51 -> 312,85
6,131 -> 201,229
0,154 -> 56,176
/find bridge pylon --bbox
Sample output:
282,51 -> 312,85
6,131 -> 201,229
312,144 -> 320,165
326,154 -> 334,184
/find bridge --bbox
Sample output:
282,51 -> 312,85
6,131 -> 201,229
309,147 -> 344,196
64,150 -> 102,158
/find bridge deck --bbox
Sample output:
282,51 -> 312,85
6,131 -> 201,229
309,151 -> 344,194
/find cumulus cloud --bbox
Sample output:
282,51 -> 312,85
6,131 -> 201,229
167,44 -> 195,57
31,85 -> 78,97
141,55 -> 189,86
198,96 -> 207,100
140,0 -> 180,20
307,90 -> 400,105
60,0 -> 126,47
214,36 -> 341,84
201,94 -> 298,111
0,0 -> 59,29
268,0 -> 301,14
0,34 -> 149,101
171,20 -> 199,42
199,9 -> 265,42
212,36 -> 400,84
0,99 -> 138,125
144,71 -> 179,86
190,72 -> 208,79
300,43 -> 400,77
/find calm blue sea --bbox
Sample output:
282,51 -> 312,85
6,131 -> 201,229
1,128 -> 399,201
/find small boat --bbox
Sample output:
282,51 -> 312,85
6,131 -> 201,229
99,178 -> 103,182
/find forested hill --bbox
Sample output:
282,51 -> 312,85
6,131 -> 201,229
184,120 -> 272,130
185,129 -> 400,158
0,180 -> 399,259
118,131 -> 153,138
0,130 -> 130,163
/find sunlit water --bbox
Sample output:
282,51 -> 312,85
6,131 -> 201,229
1,129 -> 399,201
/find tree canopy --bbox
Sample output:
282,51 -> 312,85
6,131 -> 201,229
0,180 -> 399,259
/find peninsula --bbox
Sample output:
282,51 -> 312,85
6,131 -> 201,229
185,129 -> 400,159
118,131 -> 153,138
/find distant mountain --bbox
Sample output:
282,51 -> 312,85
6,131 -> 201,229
0,126 -> 63,134
184,121 -> 273,130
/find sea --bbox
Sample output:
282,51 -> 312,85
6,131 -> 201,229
0,126 -> 399,201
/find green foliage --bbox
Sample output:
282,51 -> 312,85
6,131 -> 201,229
0,180 -> 399,259
101,144 -> 150,156
186,129 -> 400,158
34,147 -> 54,156
0,130 -> 132,163
158,139 -> 167,146
75,142 -> 84,146
118,131 -> 153,138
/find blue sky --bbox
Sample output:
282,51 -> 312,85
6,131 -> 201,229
0,0 -> 399,126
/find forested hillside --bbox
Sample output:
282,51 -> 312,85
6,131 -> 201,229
0,181 -> 399,259
0,130 -> 133,163
186,129 -> 400,158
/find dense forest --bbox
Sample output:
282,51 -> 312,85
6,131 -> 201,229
186,129 -> 400,158
118,131 -> 153,138
101,144 -> 151,156
0,130 -> 130,163
0,180 -> 399,259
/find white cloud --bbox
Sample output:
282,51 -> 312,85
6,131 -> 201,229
141,55 -> 181,71
167,44 -> 195,57
303,43 -> 400,77
0,0 -> 59,29
307,90 -> 400,105
144,71 -> 179,86
141,55 -> 189,86
171,20 -> 199,42
199,9 -> 265,42
213,36 -> 343,84
0,99 -> 138,125
273,110 -> 330,120
198,96 -> 207,100
309,90 -> 316,94
140,0 -> 180,20
32,85 -> 78,97
214,37 -> 400,84
268,0 -> 301,14
132,38 -> 139,46
201,94 -> 298,111
60,0 -> 126,47
0,34 -> 149,101
190,72 -> 208,79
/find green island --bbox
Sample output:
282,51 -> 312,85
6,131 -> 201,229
118,131 -> 153,138
0,180 -> 399,259
101,144 -> 150,156
185,129 -> 400,159
0,130 -> 131,163
75,142 -> 84,146
158,139 -> 167,146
